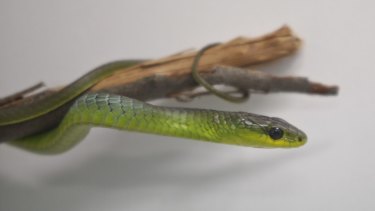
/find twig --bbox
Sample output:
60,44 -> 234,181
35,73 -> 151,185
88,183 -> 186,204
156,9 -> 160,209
201,66 -> 338,95
171,65 -> 338,101
0,82 -> 45,107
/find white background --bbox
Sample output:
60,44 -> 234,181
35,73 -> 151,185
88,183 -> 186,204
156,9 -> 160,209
0,0 -> 373,210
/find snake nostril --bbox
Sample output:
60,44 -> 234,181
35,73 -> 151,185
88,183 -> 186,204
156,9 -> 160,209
298,137 -> 303,142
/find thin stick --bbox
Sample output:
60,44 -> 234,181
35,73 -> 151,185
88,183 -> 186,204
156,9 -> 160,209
200,65 -> 338,95
0,82 -> 45,107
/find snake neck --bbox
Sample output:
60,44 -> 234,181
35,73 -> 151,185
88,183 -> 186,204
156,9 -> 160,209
77,94 -> 230,143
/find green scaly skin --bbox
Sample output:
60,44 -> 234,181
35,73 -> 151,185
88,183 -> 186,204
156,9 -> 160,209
0,60 -> 143,126
9,93 -> 307,155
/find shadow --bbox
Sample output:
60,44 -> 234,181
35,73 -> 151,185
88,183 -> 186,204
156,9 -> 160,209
0,134 -> 330,211
0,149 -> 295,211
45,141 -> 305,191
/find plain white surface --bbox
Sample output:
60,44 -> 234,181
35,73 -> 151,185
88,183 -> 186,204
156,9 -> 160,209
0,0 -> 373,210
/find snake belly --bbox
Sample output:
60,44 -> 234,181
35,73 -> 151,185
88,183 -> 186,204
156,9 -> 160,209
9,93 -> 307,155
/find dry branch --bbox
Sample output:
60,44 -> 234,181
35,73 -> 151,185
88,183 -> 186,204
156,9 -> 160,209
0,25 -> 338,143
91,25 -> 302,94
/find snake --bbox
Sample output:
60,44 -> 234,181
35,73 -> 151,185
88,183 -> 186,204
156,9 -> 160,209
1,45 -> 307,155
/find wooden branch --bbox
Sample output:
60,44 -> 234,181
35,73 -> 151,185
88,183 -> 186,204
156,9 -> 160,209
91,25 -> 302,94
177,65 -> 338,96
0,25 -> 338,143
1,25 -> 304,107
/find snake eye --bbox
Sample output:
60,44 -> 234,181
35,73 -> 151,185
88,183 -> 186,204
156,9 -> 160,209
268,127 -> 284,140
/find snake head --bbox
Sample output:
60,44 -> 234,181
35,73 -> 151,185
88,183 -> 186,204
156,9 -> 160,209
230,112 -> 307,148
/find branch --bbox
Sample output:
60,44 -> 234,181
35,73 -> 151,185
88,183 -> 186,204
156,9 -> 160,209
0,26 -> 338,143
91,25 -> 302,94
170,65 -> 338,100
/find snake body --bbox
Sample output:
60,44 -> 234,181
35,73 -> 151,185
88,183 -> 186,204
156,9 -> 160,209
1,46 -> 307,154
9,93 -> 306,154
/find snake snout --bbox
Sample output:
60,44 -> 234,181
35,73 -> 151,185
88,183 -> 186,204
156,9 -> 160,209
296,131 -> 308,145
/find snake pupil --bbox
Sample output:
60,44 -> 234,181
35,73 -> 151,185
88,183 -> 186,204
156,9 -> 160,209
268,127 -> 284,140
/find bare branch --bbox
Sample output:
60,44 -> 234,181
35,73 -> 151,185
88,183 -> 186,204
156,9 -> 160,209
0,26 -> 338,143
92,25 -> 301,92
202,66 -> 338,95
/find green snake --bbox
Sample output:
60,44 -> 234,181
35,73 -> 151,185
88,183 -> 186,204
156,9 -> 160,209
0,46 -> 307,155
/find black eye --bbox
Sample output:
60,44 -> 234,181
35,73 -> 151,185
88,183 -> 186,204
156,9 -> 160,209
268,127 -> 284,140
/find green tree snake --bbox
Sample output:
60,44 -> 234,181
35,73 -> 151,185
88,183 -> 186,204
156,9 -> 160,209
0,46 -> 307,155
